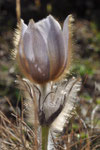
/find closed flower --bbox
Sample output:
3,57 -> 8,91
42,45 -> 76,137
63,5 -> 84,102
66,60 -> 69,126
16,15 -> 73,84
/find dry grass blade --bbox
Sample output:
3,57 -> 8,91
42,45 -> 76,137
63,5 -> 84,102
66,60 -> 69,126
16,0 -> 21,25
0,97 -> 37,150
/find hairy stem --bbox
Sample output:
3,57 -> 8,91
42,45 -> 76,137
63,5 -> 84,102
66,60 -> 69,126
39,83 -> 51,150
42,126 -> 49,150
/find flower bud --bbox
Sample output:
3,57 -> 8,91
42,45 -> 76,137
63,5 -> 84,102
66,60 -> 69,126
17,15 -> 73,84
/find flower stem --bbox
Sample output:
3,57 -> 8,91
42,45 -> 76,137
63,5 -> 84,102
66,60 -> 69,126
42,126 -> 49,150
39,84 -> 50,150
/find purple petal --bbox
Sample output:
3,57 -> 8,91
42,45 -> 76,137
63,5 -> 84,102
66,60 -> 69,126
19,19 -> 50,83
63,15 -> 72,59
35,15 -> 66,80
21,19 -> 28,37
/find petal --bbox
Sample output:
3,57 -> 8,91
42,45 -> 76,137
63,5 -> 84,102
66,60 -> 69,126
19,19 -> 50,83
63,15 -> 71,50
62,15 -> 73,71
18,20 -> 28,58
35,15 -> 61,32
46,16 -> 66,80
21,19 -> 28,37
17,20 -> 28,78
35,15 -> 66,81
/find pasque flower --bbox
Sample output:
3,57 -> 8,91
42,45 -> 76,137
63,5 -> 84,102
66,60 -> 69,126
17,15 -> 73,84
15,15 -> 82,150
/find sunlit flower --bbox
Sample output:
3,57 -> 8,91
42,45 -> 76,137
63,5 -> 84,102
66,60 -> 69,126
15,14 -> 82,150
16,15 -> 73,84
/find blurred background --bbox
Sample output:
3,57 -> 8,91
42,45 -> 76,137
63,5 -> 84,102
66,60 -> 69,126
0,0 -> 100,129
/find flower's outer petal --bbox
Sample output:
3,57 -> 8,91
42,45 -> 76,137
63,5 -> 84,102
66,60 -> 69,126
18,20 -> 27,57
62,15 -> 73,73
21,19 -> 28,37
63,16 -> 70,49
46,15 -> 66,81
35,15 -> 67,81
16,20 -> 29,81
18,19 -> 50,84
13,19 -> 27,61
35,15 -> 61,34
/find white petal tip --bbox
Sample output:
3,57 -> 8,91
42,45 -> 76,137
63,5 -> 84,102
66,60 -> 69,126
28,19 -> 35,28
